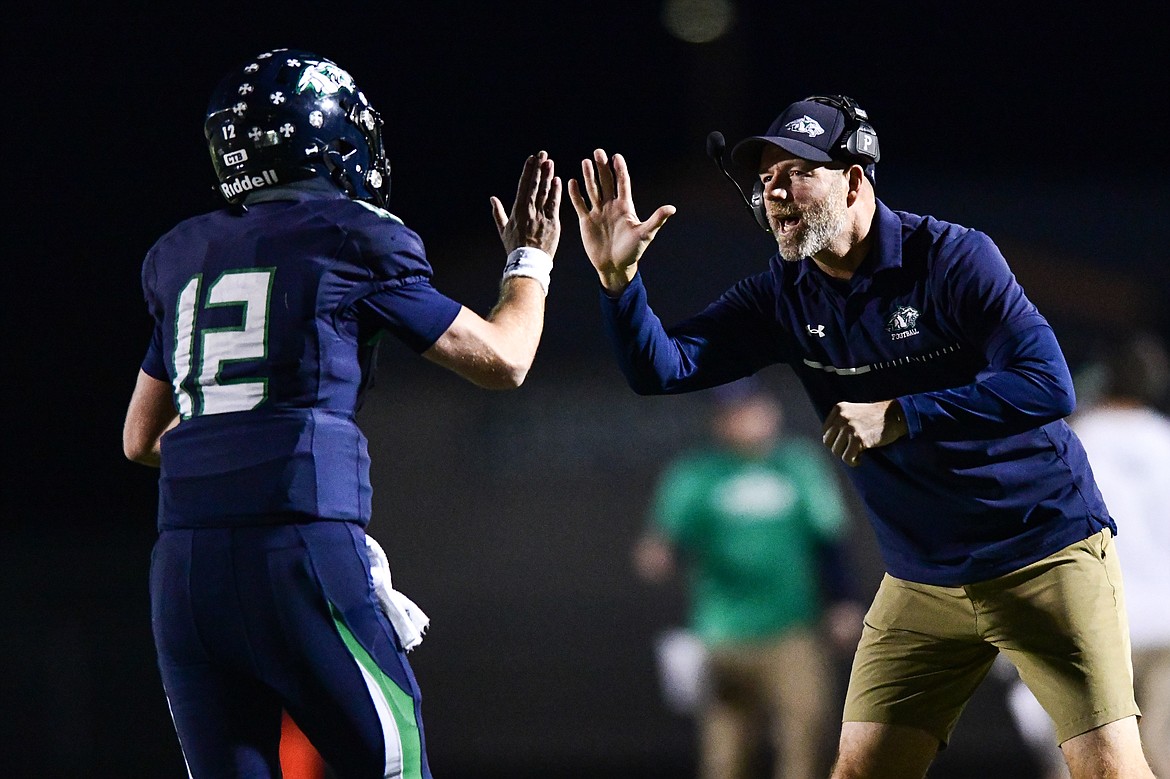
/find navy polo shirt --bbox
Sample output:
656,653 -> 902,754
601,200 -> 1113,585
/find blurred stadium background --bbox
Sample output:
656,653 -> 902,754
4,2 -> 1165,776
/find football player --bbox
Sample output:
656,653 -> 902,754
123,49 -> 560,779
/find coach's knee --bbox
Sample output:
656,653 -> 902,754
830,722 -> 938,779
1061,716 -> 1154,779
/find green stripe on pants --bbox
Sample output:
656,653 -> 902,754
331,603 -> 424,779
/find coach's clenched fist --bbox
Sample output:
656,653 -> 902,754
822,399 -> 908,466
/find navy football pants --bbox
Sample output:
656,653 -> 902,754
150,521 -> 431,779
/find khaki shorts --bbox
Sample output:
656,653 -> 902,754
843,529 -> 1140,745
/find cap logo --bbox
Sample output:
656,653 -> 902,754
785,115 -> 825,138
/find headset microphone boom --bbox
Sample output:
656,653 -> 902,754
706,130 -> 771,233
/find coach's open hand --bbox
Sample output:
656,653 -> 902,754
491,151 -> 562,257
568,149 -> 675,295
822,399 -> 908,466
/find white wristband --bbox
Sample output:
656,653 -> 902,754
502,246 -> 553,296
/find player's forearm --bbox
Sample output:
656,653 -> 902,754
482,276 -> 546,383
424,277 -> 546,390
124,413 -> 178,467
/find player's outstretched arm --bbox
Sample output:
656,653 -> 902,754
123,369 -> 179,466
567,149 -> 675,296
424,152 -> 561,390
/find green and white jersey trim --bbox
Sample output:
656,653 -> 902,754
354,200 -> 403,223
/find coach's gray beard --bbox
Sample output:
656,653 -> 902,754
776,196 -> 848,262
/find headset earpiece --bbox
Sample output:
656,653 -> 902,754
805,94 -> 881,165
749,179 -> 770,232
847,123 -> 880,161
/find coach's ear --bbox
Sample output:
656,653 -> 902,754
846,165 -> 867,207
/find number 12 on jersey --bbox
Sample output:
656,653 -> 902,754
172,268 -> 275,419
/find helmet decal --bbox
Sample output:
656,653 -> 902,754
295,61 -> 356,97
204,49 -> 391,207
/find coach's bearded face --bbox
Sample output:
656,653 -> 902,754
772,172 -> 849,262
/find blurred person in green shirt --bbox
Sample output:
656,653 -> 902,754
635,378 -> 864,779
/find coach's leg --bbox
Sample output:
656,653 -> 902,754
836,574 -> 997,779
829,721 -> 938,779
989,531 -> 1151,779
1060,716 -> 1154,779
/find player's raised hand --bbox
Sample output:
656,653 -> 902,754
491,151 -> 562,258
567,149 -> 675,295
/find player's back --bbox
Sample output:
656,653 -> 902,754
142,193 -> 432,528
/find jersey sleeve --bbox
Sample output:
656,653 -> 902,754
347,217 -> 462,353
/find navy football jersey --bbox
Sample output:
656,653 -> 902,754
140,190 -> 461,528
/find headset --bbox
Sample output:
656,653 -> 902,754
707,95 -> 880,232
812,94 -> 880,167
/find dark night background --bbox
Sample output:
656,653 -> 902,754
4,2 -> 1167,777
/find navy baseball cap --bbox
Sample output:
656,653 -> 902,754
731,97 -> 876,171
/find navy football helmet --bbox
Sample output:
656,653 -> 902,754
204,49 -> 392,207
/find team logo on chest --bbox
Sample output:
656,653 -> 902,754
886,306 -> 920,341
